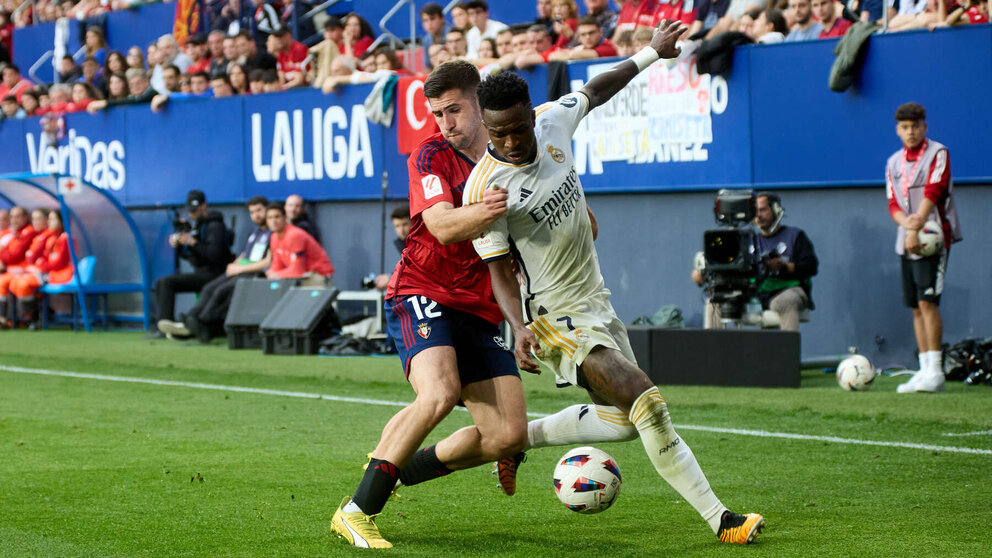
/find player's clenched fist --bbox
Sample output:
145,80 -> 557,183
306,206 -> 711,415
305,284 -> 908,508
482,185 -> 509,219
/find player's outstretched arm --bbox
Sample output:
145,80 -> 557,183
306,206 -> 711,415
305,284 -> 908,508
487,257 -> 541,374
422,186 -> 508,245
580,19 -> 685,111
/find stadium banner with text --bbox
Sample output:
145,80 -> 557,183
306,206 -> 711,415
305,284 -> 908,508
0,86 -> 392,207
564,42 -> 753,191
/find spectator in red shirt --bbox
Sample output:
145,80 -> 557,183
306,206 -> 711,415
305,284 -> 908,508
548,15 -> 619,61
185,34 -> 212,75
271,26 -> 310,88
654,0 -> 699,26
0,206 -> 37,274
65,82 -> 100,113
550,0 -> 580,48
0,64 -> 33,104
814,0 -> 852,37
20,90 -> 40,116
341,13 -> 375,59
6,209 -> 74,326
265,202 -> 334,283
613,0 -> 658,40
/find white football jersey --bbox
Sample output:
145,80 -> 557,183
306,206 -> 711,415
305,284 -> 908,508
464,91 -> 606,322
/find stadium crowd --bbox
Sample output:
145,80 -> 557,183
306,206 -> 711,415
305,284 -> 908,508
1,0 -> 989,121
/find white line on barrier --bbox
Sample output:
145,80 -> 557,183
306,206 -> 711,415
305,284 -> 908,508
2,364 -> 990,456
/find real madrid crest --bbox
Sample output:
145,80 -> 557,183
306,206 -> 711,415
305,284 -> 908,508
547,145 -> 565,164
417,323 -> 431,339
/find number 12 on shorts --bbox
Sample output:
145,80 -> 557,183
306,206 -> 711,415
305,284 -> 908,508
410,296 -> 442,320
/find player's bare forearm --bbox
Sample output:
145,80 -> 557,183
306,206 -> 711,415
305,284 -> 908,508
422,201 -> 504,245
487,257 -> 527,332
488,257 -> 541,373
581,20 -> 685,111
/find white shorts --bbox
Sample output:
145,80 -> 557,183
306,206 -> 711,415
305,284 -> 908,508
525,291 -> 637,387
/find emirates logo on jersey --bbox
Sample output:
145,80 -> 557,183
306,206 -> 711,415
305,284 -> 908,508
417,323 -> 432,339
547,145 -> 565,164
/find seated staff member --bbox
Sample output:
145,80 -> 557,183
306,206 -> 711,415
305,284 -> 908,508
264,202 -> 334,285
4,209 -> 74,325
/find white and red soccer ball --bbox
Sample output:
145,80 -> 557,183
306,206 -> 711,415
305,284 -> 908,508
553,446 -> 622,514
836,354 -> 876,391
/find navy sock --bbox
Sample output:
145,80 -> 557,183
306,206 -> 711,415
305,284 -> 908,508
399,445 -> 451,486
351,458 -> 399,515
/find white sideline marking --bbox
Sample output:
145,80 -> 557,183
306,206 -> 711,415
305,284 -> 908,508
942,429 -> 992,437
3,365 -> 991,456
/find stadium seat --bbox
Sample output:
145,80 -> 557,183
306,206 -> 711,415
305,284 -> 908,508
39,255 -> 148,332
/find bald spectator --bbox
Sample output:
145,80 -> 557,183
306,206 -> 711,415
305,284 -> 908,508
548,15 -> 619,61
285,194 -> 320,242
0,64 -> 32,103
465,1 -> 508,58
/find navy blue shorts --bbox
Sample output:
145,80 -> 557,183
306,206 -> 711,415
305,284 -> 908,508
385,294 -> 518,385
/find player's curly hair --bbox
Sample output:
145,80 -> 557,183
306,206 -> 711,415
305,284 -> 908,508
477,71 -> 531,112
895,102 -> 926,122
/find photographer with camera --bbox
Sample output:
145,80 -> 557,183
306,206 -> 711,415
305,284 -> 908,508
146,190 -> 234,340
693,192 -> 817,331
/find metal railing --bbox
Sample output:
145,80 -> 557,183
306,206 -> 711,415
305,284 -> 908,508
366,0 -> 416,54
292,0 -> 347,47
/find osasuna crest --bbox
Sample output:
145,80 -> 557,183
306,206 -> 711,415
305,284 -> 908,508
417,323 -> 431,339
547,145 -> 566,164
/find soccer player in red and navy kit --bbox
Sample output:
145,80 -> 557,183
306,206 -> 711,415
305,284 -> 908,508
331,60 -> 527,549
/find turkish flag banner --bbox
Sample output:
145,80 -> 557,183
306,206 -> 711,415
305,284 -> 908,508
397,75 -> 440,155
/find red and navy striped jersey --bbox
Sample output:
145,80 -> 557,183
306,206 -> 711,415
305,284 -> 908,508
385,132 -> 502,325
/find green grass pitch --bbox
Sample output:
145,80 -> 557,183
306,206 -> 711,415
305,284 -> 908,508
1,331 -> 991,557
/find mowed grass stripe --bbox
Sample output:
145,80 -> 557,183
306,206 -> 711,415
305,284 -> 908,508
4,364 -> 990,457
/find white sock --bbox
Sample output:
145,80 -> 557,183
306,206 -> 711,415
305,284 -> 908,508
342,499 -> 363,513
918,352 -> 928,374
629,387 -> 726,533
527,404 -> 638,449
926,350 -> 943,376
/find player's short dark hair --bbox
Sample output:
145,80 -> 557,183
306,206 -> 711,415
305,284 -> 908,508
391,205 -> 411,221
262,69 -> 279,83
249,68 -> 265,82
477,70 -> 531,112
424,59 -> 480,99
895,102 -> 926,122
210,72 -> 232,86
266,202 -> 286,215
420,2 -> 443,17
466,0 -> 488,11
764,9 -> 788,34
527,24 -> 549,34
190,71 -> 209,81
578,15 -> 600,28
162,64 -> 180,76
247,195 -> 269,208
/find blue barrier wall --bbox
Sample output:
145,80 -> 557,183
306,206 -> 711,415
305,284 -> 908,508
3,26 -> 990,365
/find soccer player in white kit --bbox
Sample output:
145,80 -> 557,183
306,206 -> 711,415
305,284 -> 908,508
463,19 -> 765,545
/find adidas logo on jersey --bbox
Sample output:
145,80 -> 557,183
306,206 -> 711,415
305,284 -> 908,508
520,188 -> 534,202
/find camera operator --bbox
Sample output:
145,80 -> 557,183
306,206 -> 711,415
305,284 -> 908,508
147,189 -> 234,339
752,193 -> 818,331
693,192 -> 817,331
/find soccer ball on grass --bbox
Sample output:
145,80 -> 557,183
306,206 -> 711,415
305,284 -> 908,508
836,354 -> 876,391
553,446 -> 622,514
